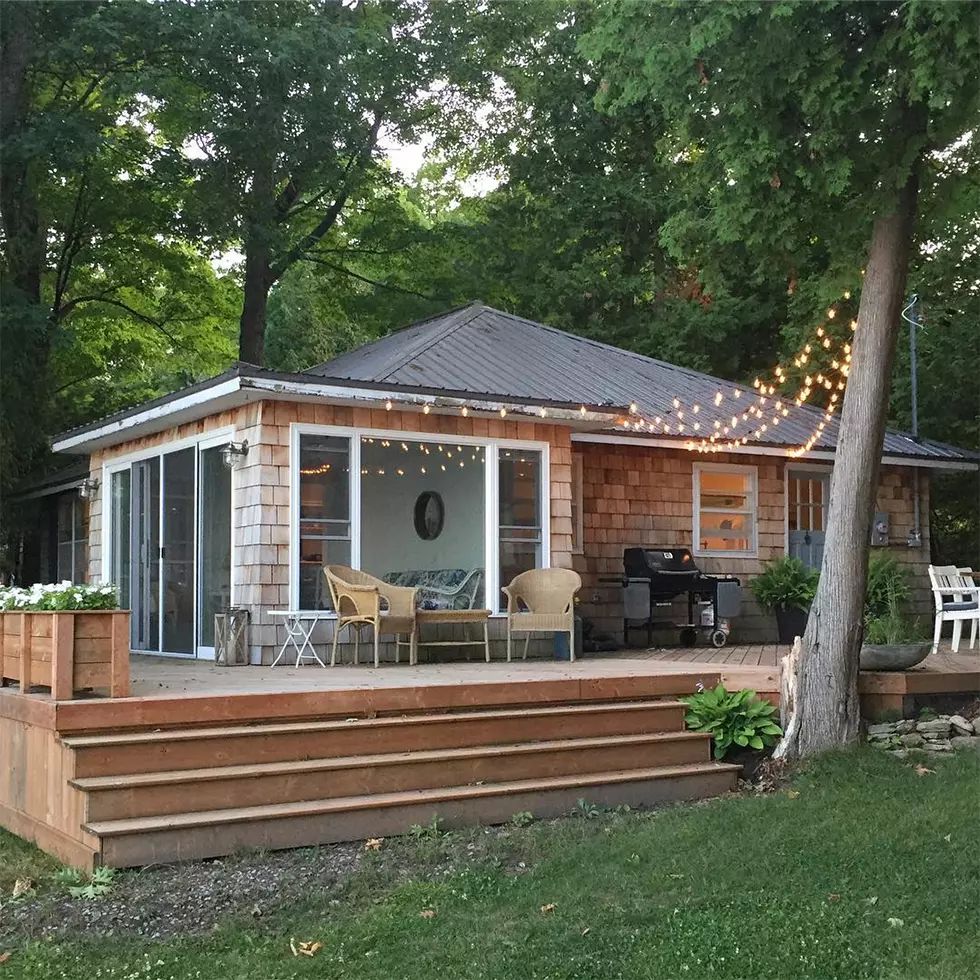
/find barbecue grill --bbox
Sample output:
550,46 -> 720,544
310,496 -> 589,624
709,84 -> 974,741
612,547 -> 741,648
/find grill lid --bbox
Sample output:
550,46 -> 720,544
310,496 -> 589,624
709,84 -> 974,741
623,547 -> 699,578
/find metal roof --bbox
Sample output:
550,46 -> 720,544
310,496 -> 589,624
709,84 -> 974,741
308,302 -> 976,462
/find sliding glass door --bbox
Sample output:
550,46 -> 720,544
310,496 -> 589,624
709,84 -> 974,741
131,458 -> 160,651
198,444 -> 232,651
107,438 -> 232,658
162,449 -> 195,654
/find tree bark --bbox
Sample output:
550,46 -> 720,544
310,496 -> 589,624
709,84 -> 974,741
239,242 -> 272,366
0,2 -> 41,304
778,170 -> 920,759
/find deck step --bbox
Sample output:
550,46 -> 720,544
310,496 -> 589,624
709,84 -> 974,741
64,700 -> 688,777
73,731 -> 711,820
87,762 -> 740,867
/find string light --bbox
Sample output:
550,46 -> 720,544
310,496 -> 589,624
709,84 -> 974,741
620,286 -> 858,457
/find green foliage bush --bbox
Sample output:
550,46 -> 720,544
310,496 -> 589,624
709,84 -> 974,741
0,582 -> 119,612
682,684 -> 782,759
864,555 -> 913,621
748,556 -> 819,613
862,555 -> 924,643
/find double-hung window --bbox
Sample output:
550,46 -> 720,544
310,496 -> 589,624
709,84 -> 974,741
498,448 -> 543,609
57,495 -> 88,583
693,463 -> 757,556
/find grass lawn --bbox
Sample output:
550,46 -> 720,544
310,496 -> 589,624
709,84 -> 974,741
2,748 -> 978,980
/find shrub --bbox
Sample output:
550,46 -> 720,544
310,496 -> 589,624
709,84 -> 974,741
748,556 -> 819,613
682,684 -> 783,759
864,592 -> 927,645
0,582 -> 119,612
864,555 -> 913,622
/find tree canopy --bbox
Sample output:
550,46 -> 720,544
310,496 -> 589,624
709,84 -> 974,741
1,0 -> 976,576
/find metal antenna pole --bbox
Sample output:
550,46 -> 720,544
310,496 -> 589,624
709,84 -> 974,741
901,293 -> 920,441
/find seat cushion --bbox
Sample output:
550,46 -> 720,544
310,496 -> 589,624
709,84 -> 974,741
382,568 -> 483,610
942,601 -> 979,612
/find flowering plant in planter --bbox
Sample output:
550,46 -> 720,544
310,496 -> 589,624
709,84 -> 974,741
0,582 -> 118,612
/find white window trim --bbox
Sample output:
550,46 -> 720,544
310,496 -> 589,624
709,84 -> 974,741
290,423 -> 551,616
692,461 -> 759,558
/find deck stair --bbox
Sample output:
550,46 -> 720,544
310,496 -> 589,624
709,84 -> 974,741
48,677 -> 738,868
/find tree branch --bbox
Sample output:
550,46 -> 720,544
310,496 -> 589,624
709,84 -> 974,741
299,253 -> 442,302
59,295 -> 182,346
269,110 -> 385,283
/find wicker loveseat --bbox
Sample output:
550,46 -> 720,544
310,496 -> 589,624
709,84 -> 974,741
381,568 -> 484,611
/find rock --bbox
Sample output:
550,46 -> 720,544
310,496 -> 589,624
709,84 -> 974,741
900,733 -> 925,748
867,723 -> 898,736
949,715 -> 974,736
890,749 -> 909,760
916,719 -> 951,736
924,741 -> 953,753
895,720 -> 916,734
951,736 -> 980,751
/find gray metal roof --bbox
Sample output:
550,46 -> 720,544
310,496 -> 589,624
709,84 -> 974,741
308,302 -> 975,462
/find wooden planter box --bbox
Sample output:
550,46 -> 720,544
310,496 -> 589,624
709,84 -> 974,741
0,611 -> 130,699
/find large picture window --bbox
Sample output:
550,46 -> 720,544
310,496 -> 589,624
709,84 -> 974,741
298,434 -> 351,609
292,428 -> 549,614
359,438 -> 486,609
693,463 -> 757,556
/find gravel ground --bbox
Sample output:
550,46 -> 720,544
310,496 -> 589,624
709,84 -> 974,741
1,783 -> 775,946
0,824 -> 537,945
1,841 -> 364,943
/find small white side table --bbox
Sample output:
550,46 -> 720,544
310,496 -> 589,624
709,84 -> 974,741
268,611 -> 334,667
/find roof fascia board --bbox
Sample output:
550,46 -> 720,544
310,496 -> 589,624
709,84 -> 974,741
52,374 -> 626,455
13,478 -> 87,501
243,376 -> 622,425
570,432 -> 978,471
52,377 -> 244,453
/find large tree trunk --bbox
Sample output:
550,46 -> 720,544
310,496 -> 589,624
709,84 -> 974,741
239,242 -> 271,366
0,2 -> 51,521
776,170 -> 920,760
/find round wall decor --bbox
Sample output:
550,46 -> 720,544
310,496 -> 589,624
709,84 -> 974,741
413,490 -> 445,541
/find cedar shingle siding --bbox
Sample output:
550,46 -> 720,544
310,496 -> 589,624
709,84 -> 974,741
91,398 -> 932,657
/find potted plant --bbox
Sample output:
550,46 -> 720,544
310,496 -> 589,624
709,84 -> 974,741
859,562 -> 930,670
749,556 -> 819,644
0,582 -> 129,699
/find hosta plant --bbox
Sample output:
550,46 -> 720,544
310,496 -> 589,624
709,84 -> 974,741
0,581 -> 119,612
682,684 -> 783,759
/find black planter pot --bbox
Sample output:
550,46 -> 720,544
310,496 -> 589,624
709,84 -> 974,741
775,605 -> 809,644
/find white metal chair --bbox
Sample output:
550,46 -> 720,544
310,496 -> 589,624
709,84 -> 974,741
927,565 -> 979,653
501,568 -> 582,662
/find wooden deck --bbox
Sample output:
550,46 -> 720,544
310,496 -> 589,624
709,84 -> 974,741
606,641 -> 979,713
1,642 -> 974,871
1,658 -> 736,870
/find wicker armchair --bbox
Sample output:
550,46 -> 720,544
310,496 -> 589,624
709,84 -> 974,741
501,568 -> 582,662
324,566 -> 418,667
